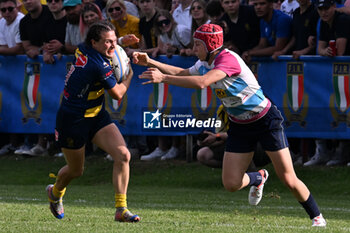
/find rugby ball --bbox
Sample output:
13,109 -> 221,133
111,45 -> 130,83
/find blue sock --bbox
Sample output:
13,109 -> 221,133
247,172 -> 262,186
299,193 -> 320,219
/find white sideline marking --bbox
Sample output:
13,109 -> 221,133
1,196 -> 350,213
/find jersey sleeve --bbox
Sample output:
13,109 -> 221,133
213,51 -> 241,77
188,60 -> 202,75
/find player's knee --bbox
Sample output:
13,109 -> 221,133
280,174 -> 298,190
114,146 -> 131,163
222,179 -> 241,192
197,147 -> 212,163
70,167 -> 84,178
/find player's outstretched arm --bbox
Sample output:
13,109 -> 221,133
139,68 -> 226,89
132,52 -> 188,76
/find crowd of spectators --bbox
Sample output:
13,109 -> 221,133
0,0 -> 350,167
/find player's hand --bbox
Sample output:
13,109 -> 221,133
132,52 -> 150,66
139,67 -> 164,84
121,34 -> 140,46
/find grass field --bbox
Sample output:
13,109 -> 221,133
0,154 -> 349,233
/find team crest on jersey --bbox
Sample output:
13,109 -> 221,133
147,83 -> 172,115
20,63 -> 42,124
329,63 -> 350,127
75,49 -> 88,68
283,62 -> 308,127
105,93 -> 128,125
191,87 -> 217,120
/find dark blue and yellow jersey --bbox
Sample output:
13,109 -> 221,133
60,43 -> 117,118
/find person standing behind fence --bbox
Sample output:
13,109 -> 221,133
172,0 -> 192,29
106,0 -> 141,54
220,0 -> 260,56
128,0 -> 159,59
180,0 -> 209,56
305,0 -> 350,167
47,21 -> 140,222
133,23 -> 326,227
272,0 -> 319,60
0,0 -> 24,55
151,9 -> 191,58
43,0 -> 67,63
0,0 -> 25,156
61,0 -> 82,54
241,0 -> 292,64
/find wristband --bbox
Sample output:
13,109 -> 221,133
215,133 -> 221,141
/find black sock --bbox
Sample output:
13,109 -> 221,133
247,172 -> 262,186
299,193 -> 321,219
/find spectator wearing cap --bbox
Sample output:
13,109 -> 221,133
0,0 -> 24,55
241,0 -> 292,64
272,0 -> 319,60
316,0 -> 350,56
310,0 -> 350,167
62,0 -> 82,54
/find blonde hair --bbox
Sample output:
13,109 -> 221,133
106,0 -> 126,20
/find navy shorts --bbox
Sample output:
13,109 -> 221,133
225,105 -> 289,153
55,108 -> 112,149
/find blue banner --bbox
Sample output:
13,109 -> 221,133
1,55 -> 350,138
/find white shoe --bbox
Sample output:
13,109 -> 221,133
303,152 -> 329,166
14,145 -> 31,154
54,152 -> 64,158
26,144 -> 48,156
0,144 -> 16,155
140,147 -> 167,161
161,147 -> 179,160
312,213 -> 326,227
249,169 -> 269,206
326,159 -> 346,166
347,162 -> 350,166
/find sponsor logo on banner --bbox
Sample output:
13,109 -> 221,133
330,63 -> 350,127
21,63 -> 42,124
105,93 -> 128,125
283,62 -> 308,127
143,109 -> 222,130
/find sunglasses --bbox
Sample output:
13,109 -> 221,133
0,6 -> 14,13
47,0 -> 61,3
108,6 -> 122,13
157,19 -> 170,27
191,6 -> 202,11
